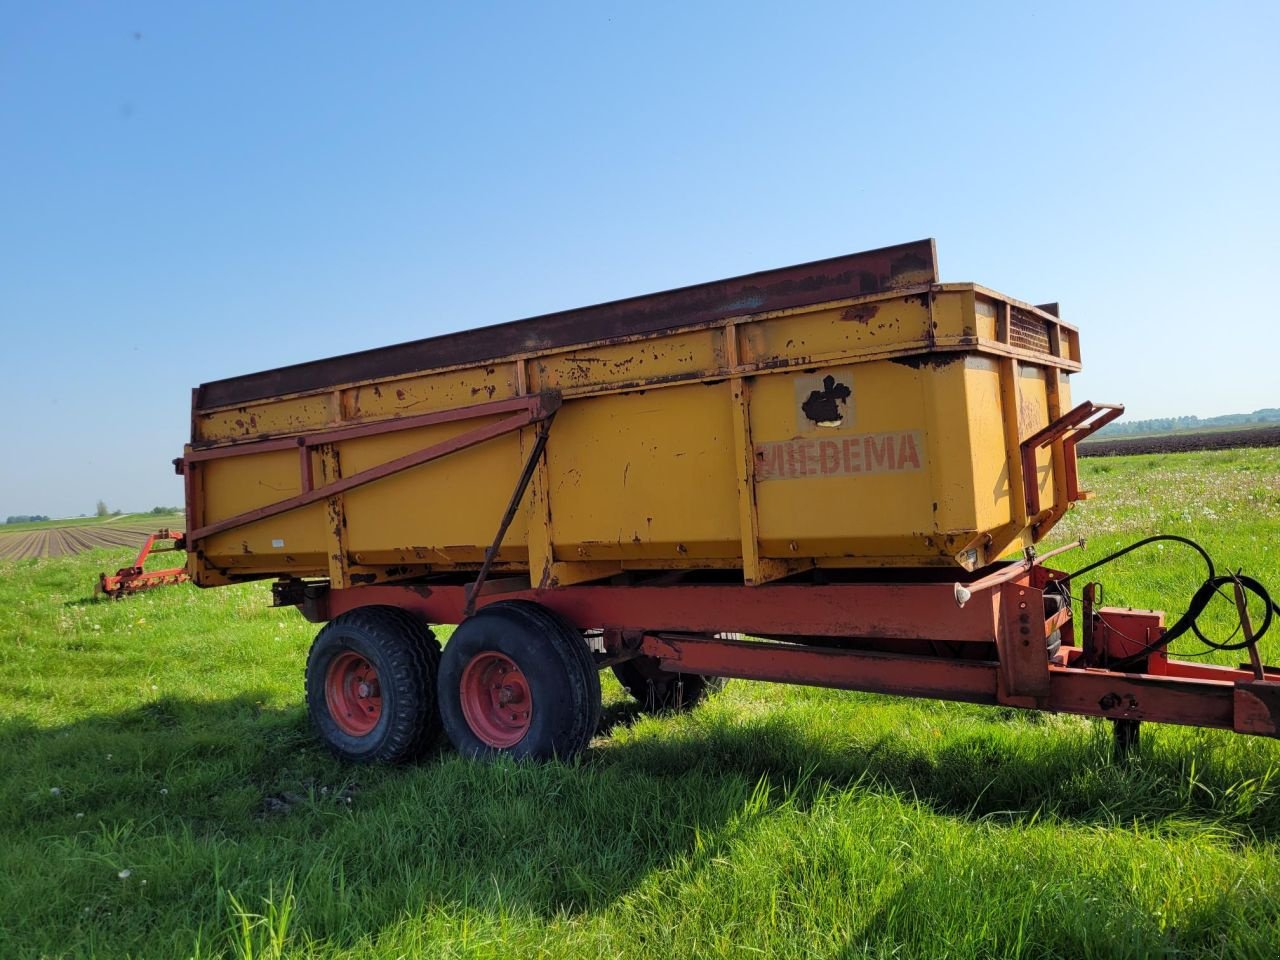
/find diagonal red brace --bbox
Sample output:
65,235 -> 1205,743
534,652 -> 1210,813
185,392 -> 561,544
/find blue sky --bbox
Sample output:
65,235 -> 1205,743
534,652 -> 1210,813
2,2 -> 1276,518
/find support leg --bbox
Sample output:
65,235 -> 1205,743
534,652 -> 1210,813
1112,718 -> 1141,763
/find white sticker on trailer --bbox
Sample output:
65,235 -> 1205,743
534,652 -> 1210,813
272,539 -> 285,548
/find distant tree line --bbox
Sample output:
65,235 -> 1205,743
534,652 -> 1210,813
4,505 -> 179,525
1096,408 -> 1280,437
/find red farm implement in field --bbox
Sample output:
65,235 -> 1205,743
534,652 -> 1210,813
96,529 -> 190,599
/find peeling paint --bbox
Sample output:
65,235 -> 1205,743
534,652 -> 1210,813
841,304 -> 880,324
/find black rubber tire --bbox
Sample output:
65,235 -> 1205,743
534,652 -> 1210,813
304,606 -> 441,763
438,601 -> 601,761
612,655 -> 727,713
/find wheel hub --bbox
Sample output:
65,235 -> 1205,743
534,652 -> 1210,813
459,652 -> 533,748
325,651 -> 383,736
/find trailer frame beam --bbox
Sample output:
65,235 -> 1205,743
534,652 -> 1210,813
281,563 -> 1280,739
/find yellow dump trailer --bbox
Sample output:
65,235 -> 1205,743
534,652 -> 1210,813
177,239 -> 1280,768
181,239 -> 1107,593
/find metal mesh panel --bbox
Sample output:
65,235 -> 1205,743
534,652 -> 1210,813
1010,308 -> 1051,354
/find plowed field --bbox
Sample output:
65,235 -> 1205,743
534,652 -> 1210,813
0,517 -> 183,560
1080,424 -> 1280,457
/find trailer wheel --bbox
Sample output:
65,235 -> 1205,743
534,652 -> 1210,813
612,655 -> 727,713
438,601 -> 601,761
304,606 -> 442,763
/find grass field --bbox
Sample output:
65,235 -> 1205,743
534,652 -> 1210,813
2,449 -> 1279,959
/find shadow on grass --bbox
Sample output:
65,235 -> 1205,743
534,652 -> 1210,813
598,704 -> 1280,842
3,692 -> 1279,955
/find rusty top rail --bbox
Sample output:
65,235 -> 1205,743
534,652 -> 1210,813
195,239 -> 938,410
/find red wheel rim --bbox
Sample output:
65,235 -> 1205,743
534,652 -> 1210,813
325,651 -> 383,736
459,652 -> 533,748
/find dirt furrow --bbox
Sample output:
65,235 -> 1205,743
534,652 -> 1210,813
0,518 -> 184,561
1080,425 -> 1280,457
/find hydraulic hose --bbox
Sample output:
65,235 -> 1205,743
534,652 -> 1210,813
1058,535 -> 1278,671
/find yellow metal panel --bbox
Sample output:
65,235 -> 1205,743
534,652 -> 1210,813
1059,373 -> 1074,416
190,275 -> 1092,584
199,508 -> 329,576
751,360 -> 936,559
202,449 -> 302,522
339,421 -> 528,561
523,423 -> 555,588
742,295 -> 932,369
966,356 -> 1018,535
530,329 -> 720,395
347,364 -> 521,420
198,394 -> 335,443
543,387 -> 740,560
930,288 -> 979,340
917,357 -> 986,561
1017,364 -> 1056,513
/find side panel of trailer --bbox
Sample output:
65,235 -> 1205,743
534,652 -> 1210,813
181,242 -> 1104,590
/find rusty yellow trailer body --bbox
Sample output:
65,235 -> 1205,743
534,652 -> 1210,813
181,239 -> 1099,591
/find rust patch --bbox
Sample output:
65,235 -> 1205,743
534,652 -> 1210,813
841,304 -> 879,324
890,354 -> 961,371
1098,692 -> 1140,714
1235,686 -> 1280,735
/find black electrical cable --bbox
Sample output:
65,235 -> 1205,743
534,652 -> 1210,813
1057,534 -> 1279,672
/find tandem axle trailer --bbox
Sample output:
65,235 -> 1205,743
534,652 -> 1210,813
268,540 -> 1280,762
177,241 -> 1280,763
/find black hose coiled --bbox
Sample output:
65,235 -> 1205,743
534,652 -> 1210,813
1059,535 -> 1278,671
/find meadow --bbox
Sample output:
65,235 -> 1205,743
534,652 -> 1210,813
1,449 -> 1279,959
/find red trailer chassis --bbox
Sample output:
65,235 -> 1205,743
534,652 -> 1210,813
273,541 -> 1280,754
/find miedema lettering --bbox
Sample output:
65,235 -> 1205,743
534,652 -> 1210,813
755,431 -> 924,481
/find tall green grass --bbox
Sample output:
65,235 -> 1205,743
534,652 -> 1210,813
1,449 -> 1278,959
